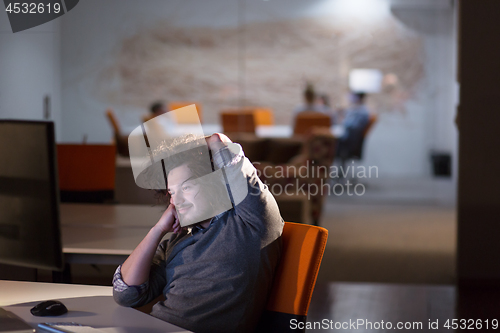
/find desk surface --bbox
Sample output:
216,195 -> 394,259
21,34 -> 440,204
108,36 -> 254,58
0,280 -> 112,307
255,124 -> 344,138
60,204 -> 164,228
1,280 -> 189,333
61,204 -> 168,262
3,280 -> 458,333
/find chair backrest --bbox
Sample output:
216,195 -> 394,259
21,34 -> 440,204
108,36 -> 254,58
257,222 -> 328,332
221,111 -> 256,134
168,102 -> 203,123
304,131 -> 337,169
293,112 -> 331,135
105,109 -> 121,136
348,113 -> 378,159
57,144 -> 116,203
105,109 -> 129,157
363,113 -> 378,136
253,107 -> 274,126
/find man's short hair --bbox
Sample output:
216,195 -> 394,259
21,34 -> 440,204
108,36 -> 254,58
143,135 -> 223,208
144,134 -> 212,189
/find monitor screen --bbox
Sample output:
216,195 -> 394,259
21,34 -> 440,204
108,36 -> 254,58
0,120 -> 63,271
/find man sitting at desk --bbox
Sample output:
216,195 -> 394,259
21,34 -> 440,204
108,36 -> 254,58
113,133 -> 283,333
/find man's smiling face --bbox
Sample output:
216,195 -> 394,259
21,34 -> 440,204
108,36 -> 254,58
167,163 -> 212,226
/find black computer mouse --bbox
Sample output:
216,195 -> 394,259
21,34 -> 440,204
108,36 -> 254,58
30,300 -> 68,316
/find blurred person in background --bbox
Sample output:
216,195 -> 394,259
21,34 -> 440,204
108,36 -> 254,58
150,101 -> 168,117
317,93 -> 338,124
337,92 -> 370,161
293,83 -> 324,115
143,101 -> 168,123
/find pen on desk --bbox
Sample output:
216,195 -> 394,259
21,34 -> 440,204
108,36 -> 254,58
37,323 -> 74,333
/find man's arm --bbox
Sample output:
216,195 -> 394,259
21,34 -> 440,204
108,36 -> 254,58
120,204 -> 181,286
208,133 -> 282,231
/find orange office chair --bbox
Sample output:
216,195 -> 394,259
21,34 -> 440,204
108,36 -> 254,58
363,113 -> 378,136
256,222 -> 328,332
105,109 -> 129,157
344,112 -> 378,161
57,144 -> 116,203
220,111 -> 256,134
293,112 -> 332,136
168,102 -> 203,123
253,107 -> 274,126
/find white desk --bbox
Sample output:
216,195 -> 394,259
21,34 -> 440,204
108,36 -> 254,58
0,280 -> 112,307
255,124 -> 344,138
1,280 -> 190,332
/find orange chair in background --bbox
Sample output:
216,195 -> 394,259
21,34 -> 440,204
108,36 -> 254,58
253,107 -> 274,126
105,109 -> 129,156
168,102 -> 203,123
220,107 -> 273,134
345,112 -> 378,160
57,144 -> 116,203
364,113 -> 378,136
257,221 -> 328,332
220,111 -> 256,134
293,112 -> 331,136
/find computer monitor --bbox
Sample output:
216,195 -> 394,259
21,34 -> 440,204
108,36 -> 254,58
0,120 -> 63,271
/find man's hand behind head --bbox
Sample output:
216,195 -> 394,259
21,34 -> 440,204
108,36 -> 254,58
205,133 -> 232,152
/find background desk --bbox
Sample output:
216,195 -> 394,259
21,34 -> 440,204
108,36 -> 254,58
61,204 -> 166,266
255,124 -> 344,138
123,124 -> 343,141
1,280 -> 190,332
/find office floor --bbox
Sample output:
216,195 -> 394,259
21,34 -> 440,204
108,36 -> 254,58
316,176 -> 456,285
305,176 -> 458,332
307,282 -> 456,333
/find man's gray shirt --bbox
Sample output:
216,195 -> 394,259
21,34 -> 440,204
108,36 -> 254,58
113,148 -> 283,333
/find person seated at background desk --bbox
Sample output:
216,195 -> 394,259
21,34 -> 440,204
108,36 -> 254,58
113,133 -> 284,333
317,93 -> 338,124
293,83 -> 325,115
293,85 -> 336,131
337,92 -> 370,159
143,101 -> 168,123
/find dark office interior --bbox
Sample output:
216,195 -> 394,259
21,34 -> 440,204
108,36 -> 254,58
1,0 -> 500,332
